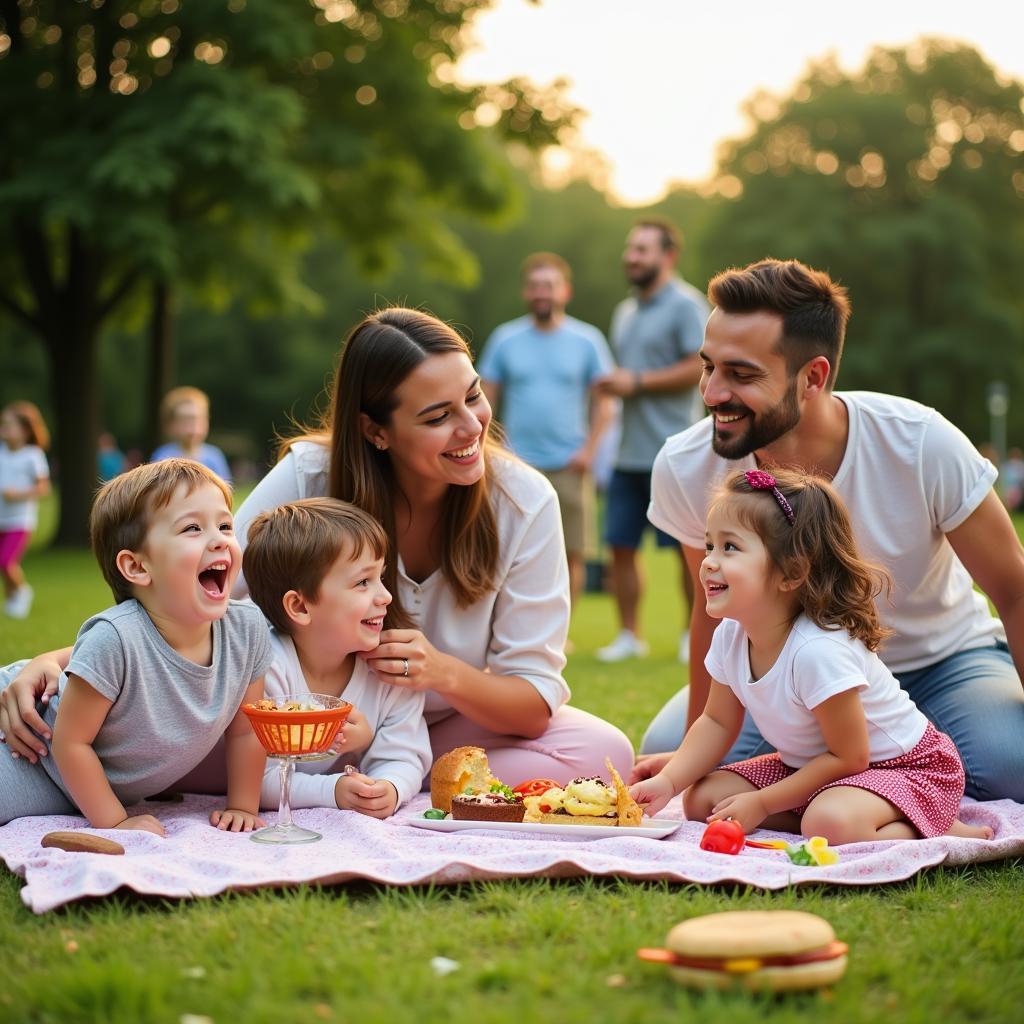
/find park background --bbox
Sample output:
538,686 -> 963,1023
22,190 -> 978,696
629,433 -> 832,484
1,3 -> 1022,1022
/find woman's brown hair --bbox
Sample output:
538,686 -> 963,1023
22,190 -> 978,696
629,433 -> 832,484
283,307 -> 503,629
711,467 -> 893,651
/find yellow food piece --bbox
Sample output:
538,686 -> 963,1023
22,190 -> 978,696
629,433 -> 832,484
722,958 -> 762,974
807,836 -> 839,865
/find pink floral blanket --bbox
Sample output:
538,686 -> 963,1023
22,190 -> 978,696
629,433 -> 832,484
1,795 -> 1021,914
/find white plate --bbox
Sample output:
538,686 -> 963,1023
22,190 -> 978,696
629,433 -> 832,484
404,816 -> 682,840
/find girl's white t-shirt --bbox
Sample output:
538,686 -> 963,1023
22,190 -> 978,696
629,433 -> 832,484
705,614 -> 928,768
0,443 -> 49,531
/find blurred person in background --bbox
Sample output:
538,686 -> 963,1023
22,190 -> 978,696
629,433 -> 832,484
151,386 -> 232,483
593,219 -> 709,663
480,252 -> 617,615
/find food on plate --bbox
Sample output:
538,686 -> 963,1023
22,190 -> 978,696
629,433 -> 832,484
450,783 -> 526,823
512,778 -> 560,798
422,808 -> 447,820
249,698 -> 319,712
430,746 -> 499,813
522,758 -> 643,826
637,910 -> 848,992
40,831 -> 125,856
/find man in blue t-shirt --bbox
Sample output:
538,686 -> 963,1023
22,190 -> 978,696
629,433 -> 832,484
480,252 -> 616,609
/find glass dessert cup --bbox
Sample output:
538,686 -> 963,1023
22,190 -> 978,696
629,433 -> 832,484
242,693 -> 353,845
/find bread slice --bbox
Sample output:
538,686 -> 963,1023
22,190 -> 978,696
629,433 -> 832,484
429,745 -> 495,813
532,811 -> 618,826
41,831 -> 125,856
667,954 -> 848,992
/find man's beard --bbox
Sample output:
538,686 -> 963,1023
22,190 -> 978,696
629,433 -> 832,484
710,378 -> 801,460
530,301 -> 555,323
626,263 -> 660,290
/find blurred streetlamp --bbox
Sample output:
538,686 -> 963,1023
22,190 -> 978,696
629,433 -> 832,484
987,381 -> 1009,467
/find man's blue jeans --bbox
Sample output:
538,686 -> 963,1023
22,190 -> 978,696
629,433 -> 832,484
639,642 -> 1023,802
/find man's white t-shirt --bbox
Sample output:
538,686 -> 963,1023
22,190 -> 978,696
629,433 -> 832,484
706,615 -> 928,768
261,630 -> 431,810
650,392 -> 1003,673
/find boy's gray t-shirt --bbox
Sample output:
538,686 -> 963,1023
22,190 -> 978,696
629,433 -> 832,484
41,599 -> 272,807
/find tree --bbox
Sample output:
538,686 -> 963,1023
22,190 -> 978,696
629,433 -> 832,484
696,40 -> 1024,443
0,0 -> 573,543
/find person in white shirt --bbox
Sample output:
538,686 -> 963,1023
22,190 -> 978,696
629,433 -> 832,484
635,258 -> 1024,804
232,308 -> 633,786
243,497 -> 430,817
631,468 -> 991,842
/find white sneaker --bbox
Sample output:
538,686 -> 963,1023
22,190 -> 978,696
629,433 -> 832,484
678,629 -> 690,664
6,585 -> 33,619
596,630 -> 649,662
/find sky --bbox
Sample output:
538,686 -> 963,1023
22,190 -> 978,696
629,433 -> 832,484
455,0 -> 1024,206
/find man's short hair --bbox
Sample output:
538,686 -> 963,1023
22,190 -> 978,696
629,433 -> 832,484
707,258 -> 851,388
91,458 -> 233,604
160,386 -> 209,430
244,498 -> 389,634
632,217 -> 681,252
520,251 -> 572,284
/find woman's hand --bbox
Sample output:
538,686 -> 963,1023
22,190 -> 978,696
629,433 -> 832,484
114,814 -> 167,838
0,655 -> 65,762
210,807 -> 265,832
360,629 -> 454,694
708,791 -> 768,834
628,773 -> 676,817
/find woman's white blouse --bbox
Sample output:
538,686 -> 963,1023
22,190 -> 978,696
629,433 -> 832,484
233,442 -> 572,719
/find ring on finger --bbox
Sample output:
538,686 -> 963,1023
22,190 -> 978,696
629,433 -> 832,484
402,658 -> 410,677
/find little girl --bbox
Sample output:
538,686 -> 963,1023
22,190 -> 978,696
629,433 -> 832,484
631,468 -> 993,844
0,402 -> 51,620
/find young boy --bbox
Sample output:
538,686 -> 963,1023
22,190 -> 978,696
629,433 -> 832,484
151,386 -> 232,483
0,459 -> 271,834
244,498 -> 431,818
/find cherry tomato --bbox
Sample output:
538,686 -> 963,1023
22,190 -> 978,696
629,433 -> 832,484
699,818 -> 746,855
512,778 -> 560,798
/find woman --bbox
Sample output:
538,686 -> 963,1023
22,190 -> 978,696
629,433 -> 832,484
231,308 -> 632,783
1,309 -> 632,787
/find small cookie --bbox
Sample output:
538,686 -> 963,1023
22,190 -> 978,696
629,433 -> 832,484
41,831 -> 125,856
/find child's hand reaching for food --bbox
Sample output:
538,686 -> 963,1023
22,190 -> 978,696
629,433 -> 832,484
628,773 -> 676,817
328,708 -> 372,756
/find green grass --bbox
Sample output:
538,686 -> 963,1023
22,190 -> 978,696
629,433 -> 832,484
1,496 -> 1022,1024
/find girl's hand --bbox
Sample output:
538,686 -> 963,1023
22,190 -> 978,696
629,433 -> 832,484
334,773 -> 398,819
0,657 -> 64,762
631,751 -> 673,784
210,807 -> 265,832
709,791 -> 768,834
328,708 -> 373,756
114,814 -> 167,837
628,773 -> 676,817
360,629 -> 453,694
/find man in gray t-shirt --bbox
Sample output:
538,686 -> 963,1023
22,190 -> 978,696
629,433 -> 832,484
593,219 -> 709,664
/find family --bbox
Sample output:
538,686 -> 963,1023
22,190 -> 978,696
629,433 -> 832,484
1,256 -> 1021,848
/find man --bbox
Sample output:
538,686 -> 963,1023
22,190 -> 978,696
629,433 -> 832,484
637,257 -> 1024,802
593,219 -> 709,662
479,252 -> 616,608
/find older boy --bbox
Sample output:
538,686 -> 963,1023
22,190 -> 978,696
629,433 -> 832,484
244,498 -> 431,818
0,459 -> 270,832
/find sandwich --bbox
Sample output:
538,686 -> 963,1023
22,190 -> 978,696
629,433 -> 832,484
521,758 -> 643,826
430,745 -> 499,813
637,910 -> 848,992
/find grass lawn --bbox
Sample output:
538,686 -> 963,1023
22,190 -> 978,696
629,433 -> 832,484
0,497 -> 1022,1024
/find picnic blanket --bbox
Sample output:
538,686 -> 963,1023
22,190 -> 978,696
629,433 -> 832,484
1,794 -> 1021,914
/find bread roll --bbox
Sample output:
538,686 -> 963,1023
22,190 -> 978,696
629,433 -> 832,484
41,831 -> 125,855
429,746 -> 495,813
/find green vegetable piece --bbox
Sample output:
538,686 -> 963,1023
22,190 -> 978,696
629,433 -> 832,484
786,843 -> 815,866
423,808 -> 447,820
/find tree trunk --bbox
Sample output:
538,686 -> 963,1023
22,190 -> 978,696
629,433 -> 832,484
144,279 -> 175,457
48,319 -> 101,548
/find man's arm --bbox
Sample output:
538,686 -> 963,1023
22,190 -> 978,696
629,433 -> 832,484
946,491 -> 1024,685
594,354 -> 702,398
684,542 -> 716,728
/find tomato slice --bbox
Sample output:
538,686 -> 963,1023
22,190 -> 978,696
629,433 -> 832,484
512,778 -> 560,798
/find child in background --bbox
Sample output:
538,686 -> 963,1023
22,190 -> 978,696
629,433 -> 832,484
0,459 -> 271,834
631,468 -> 992,843
151,386 -> 232,483
244,498 -> 431,818
0,401 -> 51,619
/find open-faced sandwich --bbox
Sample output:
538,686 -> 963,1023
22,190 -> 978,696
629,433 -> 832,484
522,758 -> 643,826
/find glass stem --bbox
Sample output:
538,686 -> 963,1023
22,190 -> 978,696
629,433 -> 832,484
277,758 -> 295,829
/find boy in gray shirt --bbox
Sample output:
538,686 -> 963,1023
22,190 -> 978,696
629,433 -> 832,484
0,459 -> 272,834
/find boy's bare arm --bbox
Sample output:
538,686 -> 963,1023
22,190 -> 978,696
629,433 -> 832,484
212,677 -> 266,831
50,675 -> 155,832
